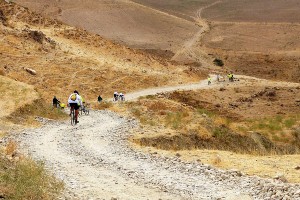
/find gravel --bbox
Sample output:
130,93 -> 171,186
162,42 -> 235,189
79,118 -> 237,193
8,110 -> 300,200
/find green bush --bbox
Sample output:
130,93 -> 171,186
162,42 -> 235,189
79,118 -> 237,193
213,58 -> 224,67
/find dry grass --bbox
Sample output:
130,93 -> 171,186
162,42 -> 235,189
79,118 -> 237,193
139,145 -> 300,183
93,101 -> 114,110
235,114 -> 300,144
0,141 -> 64,199
6,99 -> 68,126
130,95 -> 300,155
5,140 -> 17,156
0,155 -> 64,199
0,76 -> 38,118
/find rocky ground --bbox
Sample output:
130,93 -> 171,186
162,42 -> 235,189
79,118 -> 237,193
8,109 -> 300,200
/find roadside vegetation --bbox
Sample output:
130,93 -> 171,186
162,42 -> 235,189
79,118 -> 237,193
6,99 -> 68,126
0,141 -> 64,199
127,94 -> 300,155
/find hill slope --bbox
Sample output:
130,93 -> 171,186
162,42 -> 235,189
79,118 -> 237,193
0,0 -> 205,105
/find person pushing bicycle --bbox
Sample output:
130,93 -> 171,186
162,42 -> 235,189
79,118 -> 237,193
68,90 -> 83,124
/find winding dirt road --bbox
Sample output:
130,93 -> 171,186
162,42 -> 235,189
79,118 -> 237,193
14,76 -> 300,200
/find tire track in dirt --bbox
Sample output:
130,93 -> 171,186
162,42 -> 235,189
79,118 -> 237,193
172,0 -> 222,65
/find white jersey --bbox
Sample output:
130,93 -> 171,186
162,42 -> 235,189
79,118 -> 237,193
68,93 -> 82,106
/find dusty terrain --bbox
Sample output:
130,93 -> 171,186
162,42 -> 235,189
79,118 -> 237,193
0,0 -> 205,104
1,0 -> 300,199
14,0 -> 300,83
14,0 -> 199,51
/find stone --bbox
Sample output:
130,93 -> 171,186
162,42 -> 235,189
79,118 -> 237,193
25,68 -> 37,75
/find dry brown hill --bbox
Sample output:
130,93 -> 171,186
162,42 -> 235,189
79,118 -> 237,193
15,0 -> 300,83
14,0 -> 199,51
0,0 -> 205,105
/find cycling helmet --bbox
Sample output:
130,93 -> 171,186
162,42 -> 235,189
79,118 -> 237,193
74,90 -> 79,95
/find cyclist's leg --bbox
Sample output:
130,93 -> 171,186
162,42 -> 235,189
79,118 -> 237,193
75,110 -> 79,121
75,104 -> 79,122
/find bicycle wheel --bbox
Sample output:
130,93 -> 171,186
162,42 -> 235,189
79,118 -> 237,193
70,109 -> 76,126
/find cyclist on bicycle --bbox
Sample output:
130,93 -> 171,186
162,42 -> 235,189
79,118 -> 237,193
68,90 -> 82,124
113,91 -> 119,101
119,93 -> 125,101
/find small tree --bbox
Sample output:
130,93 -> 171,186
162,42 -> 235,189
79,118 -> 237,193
213,58 -> 224,67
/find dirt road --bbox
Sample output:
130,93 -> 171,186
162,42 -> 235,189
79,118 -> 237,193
17,111 -> 253,200
13,76 -> 300,200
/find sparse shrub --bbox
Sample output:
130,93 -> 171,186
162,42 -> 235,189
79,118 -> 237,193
213,58 -> 224,67
197,108 -> 214,117
166,112 -> 184,129
284,118 -> 296,128
145,95 -> 155,100
131,108 -> 142,117
266,90 -> 276,97
29,30 -> 46,44
213,127 -> 224,137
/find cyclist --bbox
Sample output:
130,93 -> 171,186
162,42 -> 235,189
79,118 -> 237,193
113,91 -> 119,101
227,73 -> 234,82
119,93 -> 125,101
208,76 -> 212,85
68,90 -> 82,124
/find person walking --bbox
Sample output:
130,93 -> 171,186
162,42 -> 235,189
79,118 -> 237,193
53,96 -> 59,108
98,95 -> 102,103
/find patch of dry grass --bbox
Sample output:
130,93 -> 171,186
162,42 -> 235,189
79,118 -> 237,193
6,99 -> 67,126
0,76 -> 38,118
0,142 -> 64,199
135,145 -> 300,183
129,95 -> 300,155
5,140 -> 17,156
93,101 -> 113,110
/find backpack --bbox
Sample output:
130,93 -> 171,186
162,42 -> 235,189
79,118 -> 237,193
71,94 -> 77,101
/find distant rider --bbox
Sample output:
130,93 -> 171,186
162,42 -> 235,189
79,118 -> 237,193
68,90 -> 82,124
119,93 -> 125,101
208,77 -> 212,85
113,91 -> 119,101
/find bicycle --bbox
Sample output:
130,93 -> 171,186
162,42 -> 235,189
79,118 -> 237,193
70,106 -> 76,126
82,103 -> 90,115
113,95 -> 119,101
119,95 -> 125,101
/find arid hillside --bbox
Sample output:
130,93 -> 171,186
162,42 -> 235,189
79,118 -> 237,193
14,0 -> 300,83
14,0 -> 199,51
0,0 -> 205,104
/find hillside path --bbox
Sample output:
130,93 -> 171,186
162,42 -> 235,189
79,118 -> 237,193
14,76 -> 300,200
125,74 -> 300,101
